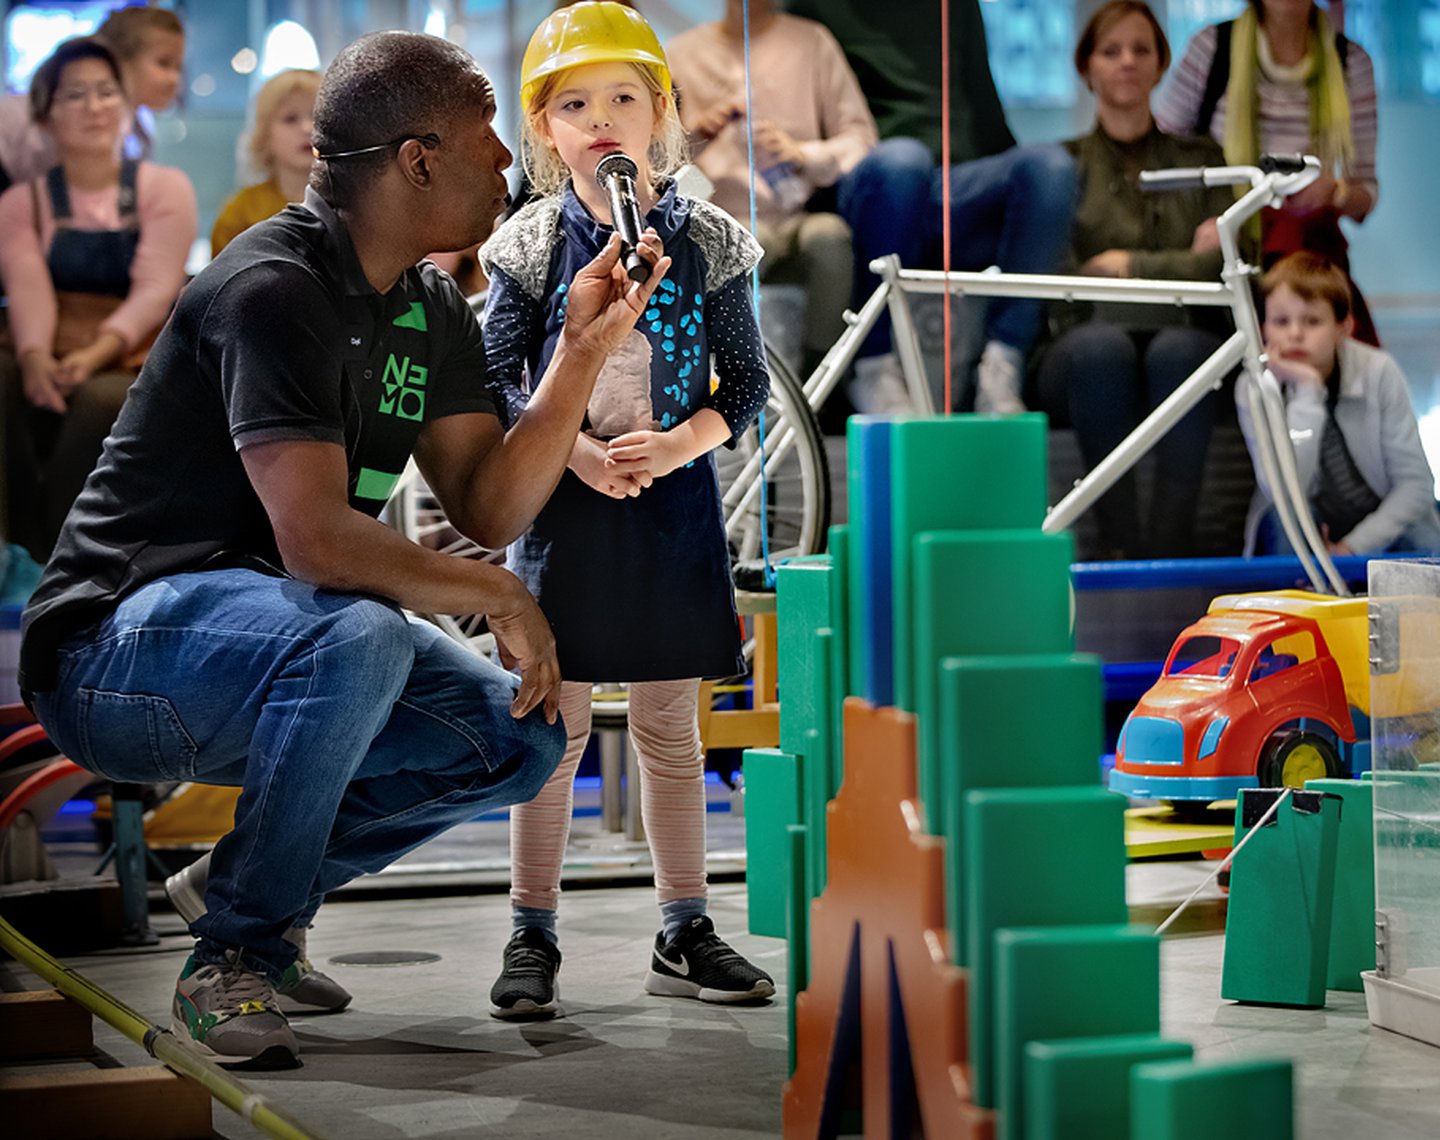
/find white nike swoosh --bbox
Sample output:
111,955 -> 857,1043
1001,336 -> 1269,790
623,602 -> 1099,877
660,952 -> 690,977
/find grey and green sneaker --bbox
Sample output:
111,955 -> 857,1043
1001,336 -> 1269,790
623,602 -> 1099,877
277,927 -> 352,1014
166,853 -> 351,1014
172,951 -> 299,1068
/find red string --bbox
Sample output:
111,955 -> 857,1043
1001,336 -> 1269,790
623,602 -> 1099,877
939,0 -> 952,414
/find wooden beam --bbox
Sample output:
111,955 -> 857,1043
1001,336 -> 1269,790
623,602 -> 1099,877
0,990 -> 92,1059
0,1067 -> 212,1139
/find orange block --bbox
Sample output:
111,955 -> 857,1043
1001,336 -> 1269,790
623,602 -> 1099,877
783,699 -> 994,1140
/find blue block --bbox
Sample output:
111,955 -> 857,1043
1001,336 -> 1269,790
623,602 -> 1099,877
847,416 -> 895,706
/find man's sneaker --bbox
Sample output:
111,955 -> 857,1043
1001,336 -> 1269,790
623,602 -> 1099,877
164,851 -> 210,927
166,851 -> 352,1015
644,916 -> 775,1004
490,928 -> 563,1020
277,927 -> 351,1014
172,951 -> 298,1068
973,340 -> 1027,415
849,353 -> 914,415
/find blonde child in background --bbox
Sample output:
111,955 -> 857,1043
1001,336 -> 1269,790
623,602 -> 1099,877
480,1 -> 775,1019
211,70 -> 320,256
1238,251 -> 1440,555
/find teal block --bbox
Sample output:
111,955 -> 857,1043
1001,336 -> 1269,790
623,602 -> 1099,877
825,524 -> 850,782
786,823 -> 808,1076
1307,778 -> 1376,990
996,927 -> 1162,1140
742,748 -> 803,938
847,417 -> 896,705
1131,1058 -> 1294,1139
889,416 -> 1048,709
964,787 -> 1129,1108
938,654 -> 1106,995
776,557 -> 834,759
1222,789 -> 1342,1007
1024,1034 -> 1192,1140
913,532 -> 1074,827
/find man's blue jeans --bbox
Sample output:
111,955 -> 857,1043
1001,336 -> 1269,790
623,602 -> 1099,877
837,137 -> 1078,357
33,568 -> 564,979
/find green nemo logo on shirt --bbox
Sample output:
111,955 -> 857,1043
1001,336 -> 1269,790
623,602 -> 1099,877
379,303 -> 429,420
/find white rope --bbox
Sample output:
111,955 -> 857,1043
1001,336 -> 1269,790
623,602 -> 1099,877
1154,787 -> 1293,936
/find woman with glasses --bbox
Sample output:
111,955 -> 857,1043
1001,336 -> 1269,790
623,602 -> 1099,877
0,37 -> 196,559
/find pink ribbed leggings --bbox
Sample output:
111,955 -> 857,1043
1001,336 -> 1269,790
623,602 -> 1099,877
509,678 -> 707,912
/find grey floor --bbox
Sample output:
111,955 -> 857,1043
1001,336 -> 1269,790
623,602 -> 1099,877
9,810 -> 1440,1139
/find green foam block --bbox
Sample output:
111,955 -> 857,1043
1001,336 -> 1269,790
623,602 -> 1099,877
964,788 -> 1130,1108
913,532 -> 1074,830
996,928 -> 1163,1140
889,416 -> 1048,710
776,557 -> 835,760
1024,1033 -> 1189,1140
742,748 -> 803,938
1130,1058 -> 1294,1139
1306,778 -> 1376,990
786,823 -> 808,1076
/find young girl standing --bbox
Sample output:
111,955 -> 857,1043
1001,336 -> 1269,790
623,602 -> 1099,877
481,1 -> 774,1018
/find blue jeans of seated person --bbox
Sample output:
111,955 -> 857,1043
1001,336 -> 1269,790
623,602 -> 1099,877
1033,322 -> 1222,558
33,568 -> 564,980
836,137 -> 1078,359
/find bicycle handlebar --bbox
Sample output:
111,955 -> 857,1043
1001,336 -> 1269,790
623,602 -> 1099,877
1139,153 -> 1318,193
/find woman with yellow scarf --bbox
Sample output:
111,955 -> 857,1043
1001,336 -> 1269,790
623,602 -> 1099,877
1157,0 -> 1379,344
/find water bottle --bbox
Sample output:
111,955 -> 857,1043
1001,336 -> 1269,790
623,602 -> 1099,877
761,160 -> 810,213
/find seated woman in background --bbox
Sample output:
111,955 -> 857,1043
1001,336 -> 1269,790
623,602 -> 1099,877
1032,1 -> 1234,559
210,69 -> 319,256
0,38 -> 196,559
0,6 -> 185,191
1157,0 -> 1380,344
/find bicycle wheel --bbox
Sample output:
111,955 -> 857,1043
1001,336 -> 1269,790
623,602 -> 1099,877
716,346 -> 831,570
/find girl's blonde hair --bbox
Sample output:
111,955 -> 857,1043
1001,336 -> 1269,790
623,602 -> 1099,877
94,6 -> 184,61
521,61 -> 687,197
250,69 -> 322,176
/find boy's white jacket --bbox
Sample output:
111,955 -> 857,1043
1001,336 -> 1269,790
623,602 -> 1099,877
1237,337 -> 1440,554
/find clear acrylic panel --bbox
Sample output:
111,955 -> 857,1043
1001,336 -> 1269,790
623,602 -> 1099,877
1369,560 -> 1440,1008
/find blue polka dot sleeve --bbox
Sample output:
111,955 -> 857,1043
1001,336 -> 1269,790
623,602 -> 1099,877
703,272 -> 771,445
479,267 -> 546,431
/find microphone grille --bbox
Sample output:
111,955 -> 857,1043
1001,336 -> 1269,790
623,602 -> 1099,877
595,151 -> 639,184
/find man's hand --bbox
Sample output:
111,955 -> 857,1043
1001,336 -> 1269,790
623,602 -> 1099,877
570,431 -> 648,499
606,428 -> 688,482
562,231 -> 672,356
692,95 -> 744,143
754,121 -> 805,168
487,580 -> 562,724
20,349 -> 66,413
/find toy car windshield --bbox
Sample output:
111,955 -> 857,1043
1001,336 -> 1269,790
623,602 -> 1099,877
1164,635 -> 1241,679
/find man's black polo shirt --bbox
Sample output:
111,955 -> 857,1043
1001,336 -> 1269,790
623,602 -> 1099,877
20,188 -> 498,692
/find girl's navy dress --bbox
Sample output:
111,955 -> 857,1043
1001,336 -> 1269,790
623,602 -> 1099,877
481,181 -> 770,681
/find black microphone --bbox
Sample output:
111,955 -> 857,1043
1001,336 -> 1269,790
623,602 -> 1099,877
595,151 -> 650,283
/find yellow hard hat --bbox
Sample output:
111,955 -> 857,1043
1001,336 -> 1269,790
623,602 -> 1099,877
519,1 -> 671,112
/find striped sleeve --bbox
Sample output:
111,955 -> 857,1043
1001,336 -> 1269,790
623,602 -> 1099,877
1343,40 -> 1378,196
1155,24 -> 1219,141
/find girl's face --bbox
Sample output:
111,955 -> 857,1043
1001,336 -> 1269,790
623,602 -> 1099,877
1085,11 -> 1163,112
537,61 -> 662,191
125,30 -> 184,111
267,87 -> 316,180
46,57 -> 127,156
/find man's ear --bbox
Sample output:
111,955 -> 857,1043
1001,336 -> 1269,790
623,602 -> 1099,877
397,137 -> 432,190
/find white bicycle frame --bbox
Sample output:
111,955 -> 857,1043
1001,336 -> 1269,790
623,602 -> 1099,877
752,154 -> 1347,596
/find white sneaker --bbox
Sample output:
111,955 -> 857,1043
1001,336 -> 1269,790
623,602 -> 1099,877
848,353 -> 913,415
974,340 -> 1027,415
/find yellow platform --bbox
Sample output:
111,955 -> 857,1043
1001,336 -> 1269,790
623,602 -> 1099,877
1124,804 -> 1235,859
